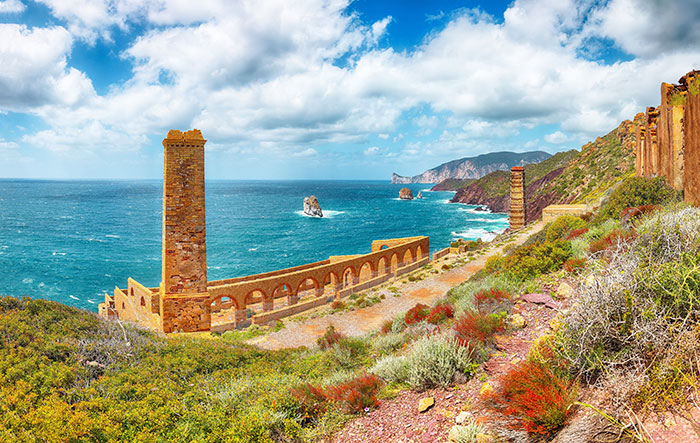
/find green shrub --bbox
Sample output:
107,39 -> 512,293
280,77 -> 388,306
546,215 -> 586,243
448,422 -> 487,443
596,176 -> 679,221
405,335 -> 475,390
501,240 -> 572,282
370,355 -> 410,383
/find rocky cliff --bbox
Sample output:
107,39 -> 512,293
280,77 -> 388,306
391,151 -> 551,184
451,121 -> 636,222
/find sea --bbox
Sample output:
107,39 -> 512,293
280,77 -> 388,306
0,180 -> 508,312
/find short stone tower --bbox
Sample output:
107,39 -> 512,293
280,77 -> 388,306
509,166 -> 526,230
160,129 -> 211,333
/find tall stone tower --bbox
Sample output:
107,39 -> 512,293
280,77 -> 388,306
509,166 -> 526,230
160,129 -> 211,333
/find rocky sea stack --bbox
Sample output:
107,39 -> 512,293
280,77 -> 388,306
303,195 -> 323,217
416,191 -> 423,199
399,188 -> 414,200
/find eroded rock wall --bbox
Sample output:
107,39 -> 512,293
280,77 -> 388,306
683,72 -> 700,206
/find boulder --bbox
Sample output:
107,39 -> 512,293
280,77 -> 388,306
418,397 -> 434,412
416,191 -> 423,199
556,282 -> 573,299
455,411 -> 470,424
399,188 -> 414,200
303,195 -> 323,218
509,313 -> 526,329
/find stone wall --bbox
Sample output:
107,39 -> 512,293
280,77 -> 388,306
631,70 -> 700,206
161,129 -> 210,333
509,167 -> 525,230
683,72 -> 700,206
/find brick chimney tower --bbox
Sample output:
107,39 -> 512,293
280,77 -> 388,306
160,129 -> 211,333
510,166 -> 526,230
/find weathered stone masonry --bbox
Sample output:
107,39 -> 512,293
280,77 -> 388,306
509,166 -> 525,230
161,129 -> 210,333
633,70 -> 700,206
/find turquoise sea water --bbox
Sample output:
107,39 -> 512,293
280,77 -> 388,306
0,180 -> 508,311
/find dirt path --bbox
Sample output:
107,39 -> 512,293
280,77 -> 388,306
248,221 -> 546,350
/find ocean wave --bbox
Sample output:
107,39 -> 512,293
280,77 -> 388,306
468,217 -> 509,224
451,227 -> 506,242
88,237 -> 107,243
52,252 -> 67,256
22,278 -> 33,284
87,299 -> 97,304
105,234 -> 120,239
69,295 -> 80,301
295,210 -> 345,218
457,206 -> 492,214
248,248 -> 258,252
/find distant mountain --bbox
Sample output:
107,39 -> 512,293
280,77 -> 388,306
391,151 -> 552,184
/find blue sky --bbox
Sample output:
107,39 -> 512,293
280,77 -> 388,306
0,0 -> 699,180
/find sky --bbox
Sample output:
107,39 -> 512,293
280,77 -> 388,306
0,0 -> 699,180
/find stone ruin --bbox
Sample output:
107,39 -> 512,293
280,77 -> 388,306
509,166 -> 526,230
633,70 -> 700,206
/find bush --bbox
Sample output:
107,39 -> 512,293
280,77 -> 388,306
317,325 -> 345,350
406,335 -> 475,390
596,176 -> 679,221
448,422 -> 487,443
563,258 -> 586,274
370,355 -> 410,383
565,227 -> 588,240
426,303 -> 455,324
404,303 -> 430,325
493,359 -> 577,436
454,310 -> 507,348
587,229 -> 636,254
501,240 -> 572,282
546,216 -> 586,243
380,319 -> 393,334
372,332 -> 409,354
291,373 -> 383,416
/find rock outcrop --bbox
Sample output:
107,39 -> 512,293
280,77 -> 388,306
399,188 -> 414,200
416,191 -> 423,199
303,195 -> 323,217
391,151 -> 551,184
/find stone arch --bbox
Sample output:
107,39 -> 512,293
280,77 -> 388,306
379,244 -> 389,250
342,266 -> 356,288
245,289 -> 266,306
323,272 -> 339,295
296,277 -> 320,296
272,283 -> 292,299
377,256 -> 388,275
140,296 -> 146,307
359,261 -> 374,282
416,245 -> 423,260
390,253 -> 399,273
403,248 -> 414,265
210,294 -> 239,311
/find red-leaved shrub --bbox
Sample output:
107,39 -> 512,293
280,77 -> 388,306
380,319 -> 393,334
580,212 -> 594,222
291,373 -> 383,417
620,204 -> 661,228
565,227 -> 588,240
331,300 -> 345,310
426,303 -> 455,324
494,359 -> 577,436
317,325 -> 345,350
324,373 -> 382,413
563,258 -> 586,274
404,303 -> 430,325
454,310 -> 506,348
588,229 -> 637,254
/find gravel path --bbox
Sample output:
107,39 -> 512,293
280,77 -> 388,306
248,221 -> 546,350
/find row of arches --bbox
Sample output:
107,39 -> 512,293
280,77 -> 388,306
209,240 -> 428,324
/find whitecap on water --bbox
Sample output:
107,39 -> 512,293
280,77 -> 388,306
457,206 -> 493,214
451,227 -> 506,242
295,210 -> 345,218
22,278 -> 33,284
87,299 -> 97,304
248,248 -> 258,252
52,252 -> 67,256
105,234 -> 120,239
69,295 -> 80,301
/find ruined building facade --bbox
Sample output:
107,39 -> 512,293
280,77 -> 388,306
634,70 -> 700,206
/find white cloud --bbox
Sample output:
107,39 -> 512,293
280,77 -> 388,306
290,147 -> 318,158
22,120 -> 148,153
364,146 -> 381,155
544,130 -> 571,144
9,0 -> 700,166
0,24 -> 95,111
0,0 -> 25,13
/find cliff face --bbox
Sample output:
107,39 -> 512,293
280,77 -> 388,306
391,151 -> 551,184
451,120 -> 635,222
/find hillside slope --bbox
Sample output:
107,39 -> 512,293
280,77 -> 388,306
391,150 -> 550,184
449,119 -> 636,221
